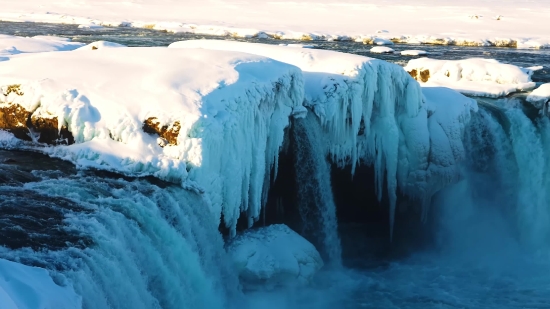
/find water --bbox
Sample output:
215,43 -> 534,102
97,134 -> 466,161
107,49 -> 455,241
2,21 -> 550,309
0,150 -> 238,309
292,114 -> 342,266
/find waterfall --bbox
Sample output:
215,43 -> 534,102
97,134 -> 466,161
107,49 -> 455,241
0,171 -> 239,309
291,114 -> 343,266
436,102 -> 550,255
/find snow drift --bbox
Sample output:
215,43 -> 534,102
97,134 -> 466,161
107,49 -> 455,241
404,58 -> 536,98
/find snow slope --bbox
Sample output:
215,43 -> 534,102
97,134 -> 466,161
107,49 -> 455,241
0,0 -> 549,48
0,258 -> 81,309
170,40 -> 477,235
404,58 -> 536,97
0,46 -> 304,235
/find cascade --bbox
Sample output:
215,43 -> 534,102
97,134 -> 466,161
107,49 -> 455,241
0,162 -> 238,309
291,114 -> 343,266
436,103 -> 550,253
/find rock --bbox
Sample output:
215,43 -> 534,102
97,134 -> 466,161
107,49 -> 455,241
0,103 -> 74,145
0,103 -> 33,141
142,117 -> 181,146
226,224 -> 324,291
408,68 -> 431,82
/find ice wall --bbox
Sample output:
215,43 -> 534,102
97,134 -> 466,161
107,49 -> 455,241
0,47 -> 304,236
170,40 -> 477,238
0,41 -> 477,238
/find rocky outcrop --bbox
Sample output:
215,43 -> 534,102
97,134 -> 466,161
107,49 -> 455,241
0,102 -> 73,145
408,68 -> 430,82
142,117 -> 181,146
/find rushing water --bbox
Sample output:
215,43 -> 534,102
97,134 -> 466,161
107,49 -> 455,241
2,21 -> 550,309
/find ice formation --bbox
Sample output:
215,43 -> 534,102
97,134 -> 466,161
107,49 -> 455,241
0,39 -> 478,239
0,258 -> 82,309
526,83 -> 550,114
170,40 -> 477,237
226,224 -> 323,290
404,58 -> 536,98
0,47 -> 304,236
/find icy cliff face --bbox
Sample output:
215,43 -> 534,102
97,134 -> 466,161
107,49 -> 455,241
170,40 -> 477,237
0,39 -> 477,237
0,47 -> 304,236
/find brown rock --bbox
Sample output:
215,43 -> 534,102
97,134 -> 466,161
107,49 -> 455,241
142,117 -> 181,146
407,69 -> 430,83
30,115 -> 74,145
0,103 -> 33,141
0,103 -> 74,145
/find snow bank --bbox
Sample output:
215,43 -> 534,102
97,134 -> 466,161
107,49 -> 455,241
169,40 -> 477,236
0,258 -> 81,309
226,224 -> 323,290
0,34 -> 83,59
526,83 -> 550,113
404,58 -> 536,98
1,1 -> 549,48
370,46 -> 394,54
0,47 -> 304,235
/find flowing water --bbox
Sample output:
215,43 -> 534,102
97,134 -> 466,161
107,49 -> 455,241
1,21 -> 550,309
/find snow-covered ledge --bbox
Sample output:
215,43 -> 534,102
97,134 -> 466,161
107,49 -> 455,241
404,58 -> 536,98
0,44 -> 304,236
169,40 -> 477,236
0,37 -> 478,237
226,224 -> 323,290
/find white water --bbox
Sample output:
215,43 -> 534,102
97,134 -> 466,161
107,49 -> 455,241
0,175 -> 239,309
292,114 -> 342,266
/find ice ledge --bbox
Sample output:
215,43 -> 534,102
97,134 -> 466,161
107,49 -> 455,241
0,46 -> 304,236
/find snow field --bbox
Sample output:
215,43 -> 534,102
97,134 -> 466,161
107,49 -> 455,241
1,0 -> 549,48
